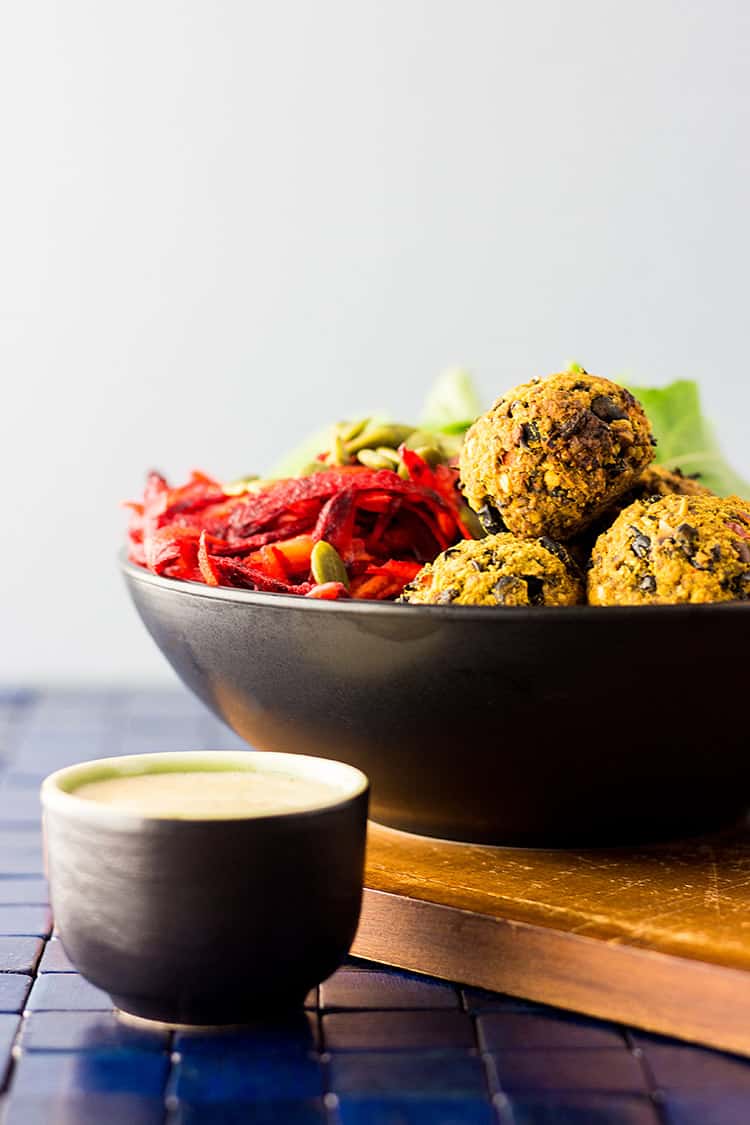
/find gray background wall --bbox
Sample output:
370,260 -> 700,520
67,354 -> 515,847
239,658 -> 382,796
2,1 -> 748,683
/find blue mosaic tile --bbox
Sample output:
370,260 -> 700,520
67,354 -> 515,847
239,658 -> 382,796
28,973 -> 111,1011
639,1042 -> 750,1091
0,1012 -> 20,1071
337,1098 -> 497,1124
661,1092 -> 750,1125
322,969 -> 459,1010
0,832 -> 44,877
462,987 -> 547,1013
323,1011 -> 475,1051
0,906 -> 51,937
505,1093 -> 661,1124
38,939 -> 76,972
174,1051 -> 324,1102
328,1049 -> 488,1097
20,1010 -> 169,1052
0,973 -> 31,1012
4,1050 -> 168,1124
477,1011 -> 625,1050
488,1048 -> 647,1094
0,790 -> 46,825
175,1011 -> 319,1055
0,880 -> 48,905
0,935 -> 45,973
173,1102 -> 327,1124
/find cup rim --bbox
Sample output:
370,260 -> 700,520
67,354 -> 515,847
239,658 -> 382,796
41,749 -> 369,826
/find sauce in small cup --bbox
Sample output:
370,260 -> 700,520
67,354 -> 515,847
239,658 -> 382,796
42,750 -> 369,1026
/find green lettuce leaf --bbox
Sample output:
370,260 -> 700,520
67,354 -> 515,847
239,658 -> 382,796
627,379 -> 750,498
419,368 -> 483,434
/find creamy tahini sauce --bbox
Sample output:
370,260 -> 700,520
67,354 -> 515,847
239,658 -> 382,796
73,770 -> 342,819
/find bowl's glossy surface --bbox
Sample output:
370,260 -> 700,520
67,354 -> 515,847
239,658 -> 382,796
42,749 -> 368,1025
122,557 -> 750,846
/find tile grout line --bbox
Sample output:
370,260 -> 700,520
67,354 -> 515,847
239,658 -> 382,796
625,1029 -> 669,1125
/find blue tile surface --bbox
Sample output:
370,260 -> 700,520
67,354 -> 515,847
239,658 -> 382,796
28,972 -> 111,1011
0,972 -> 31,1012
0,935 -> 44,972
21,1010 -> 169,1051
661,1092 -> 750,1125
0,905 -> 51,936
0,688 -> 749,1125
505,1093 -> 661,1124
0,879 -> 49,905
477,1011 -> 626,1050
5,1051 -> 169,1125
38,938 -> 76,972
337,1100 -> 497,1124
322,968 -> 459,1010
488,1048 -> 648,1094
173,1102 -> 327,1124
323,1011 -> 476,1051
328,1049 -> 488,1097
175,1011 -> 320,1055
174,1051 -> 324,1102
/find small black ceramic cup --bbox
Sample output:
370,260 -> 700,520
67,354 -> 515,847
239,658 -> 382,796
41,750 -> 369,1025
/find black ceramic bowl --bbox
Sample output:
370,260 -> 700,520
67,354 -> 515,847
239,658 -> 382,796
42,750 -> 368,1025
122,557 -> 750,846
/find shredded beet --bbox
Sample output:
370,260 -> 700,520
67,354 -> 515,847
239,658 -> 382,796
125,454 -> 470,601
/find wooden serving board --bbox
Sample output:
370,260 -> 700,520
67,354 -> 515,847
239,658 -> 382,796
353,821 -> 750,1057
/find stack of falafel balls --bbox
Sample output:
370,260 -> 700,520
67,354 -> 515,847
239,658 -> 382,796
400,369 -> 750,607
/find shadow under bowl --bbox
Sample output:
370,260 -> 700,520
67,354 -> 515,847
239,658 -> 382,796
122,556 -> 750,847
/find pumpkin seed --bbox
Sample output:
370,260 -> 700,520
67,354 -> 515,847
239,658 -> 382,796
337,417 -> 370,443
413,445 -> 442,468
347,423 -> 415,454
330,432 -> 349,466
223,475 -> 261,495
311,540 -> 350,588
357,449 -> 397,471
403,429 -> 435,451
459,504 -> 486,539
375,446 -> 402,467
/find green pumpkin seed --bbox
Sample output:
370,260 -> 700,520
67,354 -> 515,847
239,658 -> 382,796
337,417 -> 370,443
330,432 -> 349,466
347,423 -> 415,454
357,449 -> 397,471
403,429 -> 435,451
223,475 -> 261,495
311,540 -> 350,588
413,445 -> 443,468
298,461 -> 332,476
374,447 -> 402,467
459,504 -> 486,539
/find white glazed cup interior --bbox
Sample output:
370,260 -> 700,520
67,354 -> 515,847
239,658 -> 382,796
41,750 -> 369,824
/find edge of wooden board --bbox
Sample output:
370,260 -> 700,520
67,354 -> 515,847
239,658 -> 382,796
353,887 -> 750,1058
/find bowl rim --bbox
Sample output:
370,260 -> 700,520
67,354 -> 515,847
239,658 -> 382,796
120,552 -> 750,621
41,749 -> 369,827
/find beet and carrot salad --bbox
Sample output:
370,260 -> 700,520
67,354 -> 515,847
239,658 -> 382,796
125,423 -> 474,601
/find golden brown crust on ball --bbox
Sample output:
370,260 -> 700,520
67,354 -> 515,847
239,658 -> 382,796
459,371 -> 655,541
588,494 -> 750,605
400,534 -> 583,607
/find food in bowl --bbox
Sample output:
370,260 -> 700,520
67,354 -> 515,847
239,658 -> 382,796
124,366 -> 750,606
400,534 -> 583,606
459,369 -> 656,540
588,493 -> 750,605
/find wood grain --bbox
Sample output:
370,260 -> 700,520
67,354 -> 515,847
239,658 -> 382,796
352,821 -> 750,1056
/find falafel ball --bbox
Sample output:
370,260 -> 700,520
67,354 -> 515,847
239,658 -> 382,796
459,370 -> 655,541
399,534 -> 583,607
631,464 -> 713,501
567,464 -> 714,568
588,493 -> 750,605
